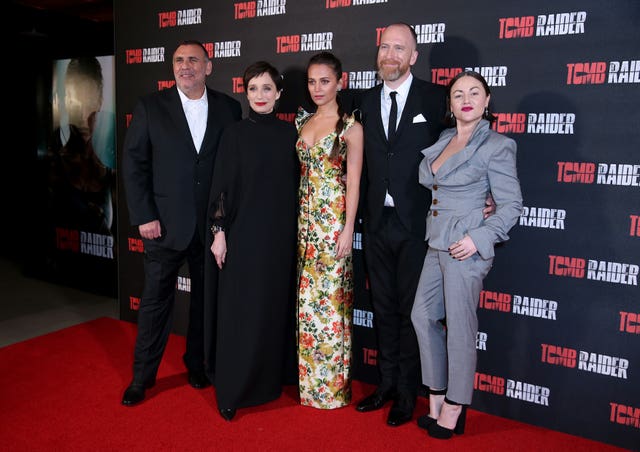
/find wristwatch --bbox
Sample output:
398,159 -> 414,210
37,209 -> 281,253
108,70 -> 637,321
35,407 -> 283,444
210,224 -> 224,235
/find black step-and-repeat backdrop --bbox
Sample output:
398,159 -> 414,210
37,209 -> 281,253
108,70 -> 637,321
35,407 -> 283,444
114,1 -> 639,448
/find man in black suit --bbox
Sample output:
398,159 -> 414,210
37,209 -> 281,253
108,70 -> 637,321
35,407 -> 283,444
354,23 -> 447,426
121,40 -> 242,406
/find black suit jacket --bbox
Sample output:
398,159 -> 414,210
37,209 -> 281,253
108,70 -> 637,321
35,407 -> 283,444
357,76 -> 447,238
123,86 -> 242,251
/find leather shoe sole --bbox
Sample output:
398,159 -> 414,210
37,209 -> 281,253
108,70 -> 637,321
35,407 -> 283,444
188,370 -> 211,389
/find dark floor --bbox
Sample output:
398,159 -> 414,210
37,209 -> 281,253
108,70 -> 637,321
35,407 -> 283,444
0,256 -> 118,347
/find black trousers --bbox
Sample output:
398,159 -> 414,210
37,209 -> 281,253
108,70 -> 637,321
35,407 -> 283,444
363,207 -> 427,398
132,232 -> 205,385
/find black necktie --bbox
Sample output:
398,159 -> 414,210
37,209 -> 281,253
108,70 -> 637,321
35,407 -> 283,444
388,91 -> 398,142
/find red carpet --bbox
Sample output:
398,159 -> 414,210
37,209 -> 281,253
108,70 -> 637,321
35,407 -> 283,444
0,318 -> 624,451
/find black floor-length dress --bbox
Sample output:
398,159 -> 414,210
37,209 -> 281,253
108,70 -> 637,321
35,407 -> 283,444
205,109 -> 299,410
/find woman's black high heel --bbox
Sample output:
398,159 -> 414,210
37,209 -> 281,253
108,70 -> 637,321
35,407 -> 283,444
427,397 -> 467,439
417,387 -> 446,430
219,408 -> 236,421
417,415 -> 437,430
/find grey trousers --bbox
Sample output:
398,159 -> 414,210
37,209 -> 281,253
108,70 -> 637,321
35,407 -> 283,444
410,247 -> 493,405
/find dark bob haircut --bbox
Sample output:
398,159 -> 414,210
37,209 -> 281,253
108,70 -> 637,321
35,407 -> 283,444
243,61 -> 283,92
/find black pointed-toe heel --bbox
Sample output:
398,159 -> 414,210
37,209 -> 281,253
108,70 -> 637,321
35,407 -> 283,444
219,408 -> 236,421
427,398 -> 467,439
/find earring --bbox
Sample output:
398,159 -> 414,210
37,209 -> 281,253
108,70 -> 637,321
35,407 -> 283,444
484,107 -> 489,117
449,112 -> 455,121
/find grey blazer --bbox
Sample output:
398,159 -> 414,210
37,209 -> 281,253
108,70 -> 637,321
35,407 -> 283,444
418,119 -> 523,259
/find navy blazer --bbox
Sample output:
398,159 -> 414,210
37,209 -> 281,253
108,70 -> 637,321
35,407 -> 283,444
419,120 -> 523,259
357,76 -> 447,238
122,86 -> 242,251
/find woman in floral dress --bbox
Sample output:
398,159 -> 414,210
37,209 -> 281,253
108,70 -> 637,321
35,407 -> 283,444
295,52 -> 363,409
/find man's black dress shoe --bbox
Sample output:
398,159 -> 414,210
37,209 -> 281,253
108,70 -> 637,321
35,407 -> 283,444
219,408 -> 236,421
356,388 -> 395,412
121,380 -> 154,406
386,394 -> 415,426
188,369 -> 211,389
387,406 -> 413,426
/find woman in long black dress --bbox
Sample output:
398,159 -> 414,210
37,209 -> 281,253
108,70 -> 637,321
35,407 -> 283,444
206,61 -> 299,421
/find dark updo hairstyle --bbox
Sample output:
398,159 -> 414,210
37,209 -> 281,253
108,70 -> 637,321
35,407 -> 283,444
242,61 -> 283,93
307,51 -> 344,160
445,70 -> 497,126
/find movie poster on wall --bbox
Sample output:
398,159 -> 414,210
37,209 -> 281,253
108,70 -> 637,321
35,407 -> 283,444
44,55 -> 117,295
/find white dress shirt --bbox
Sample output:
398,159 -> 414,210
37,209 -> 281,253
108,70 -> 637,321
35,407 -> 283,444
178,88 -> 208,153
381,73 -> 413,138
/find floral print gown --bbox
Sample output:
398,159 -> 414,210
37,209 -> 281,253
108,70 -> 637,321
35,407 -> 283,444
295,109 -> 355,409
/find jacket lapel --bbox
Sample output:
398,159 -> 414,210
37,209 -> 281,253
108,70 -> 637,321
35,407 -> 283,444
167,87 -> 198,154
200,89 -> 221,157
392,79 -> 420,143
423,128 -> 453,160
437,120 -> 490,178
363,85 -> 387,146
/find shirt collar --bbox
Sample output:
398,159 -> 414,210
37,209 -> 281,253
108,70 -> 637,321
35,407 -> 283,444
383,72 -> 413,100
177,87 -> 208,106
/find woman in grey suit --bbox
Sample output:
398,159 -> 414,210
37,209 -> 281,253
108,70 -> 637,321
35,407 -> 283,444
410,70 -> 522,439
